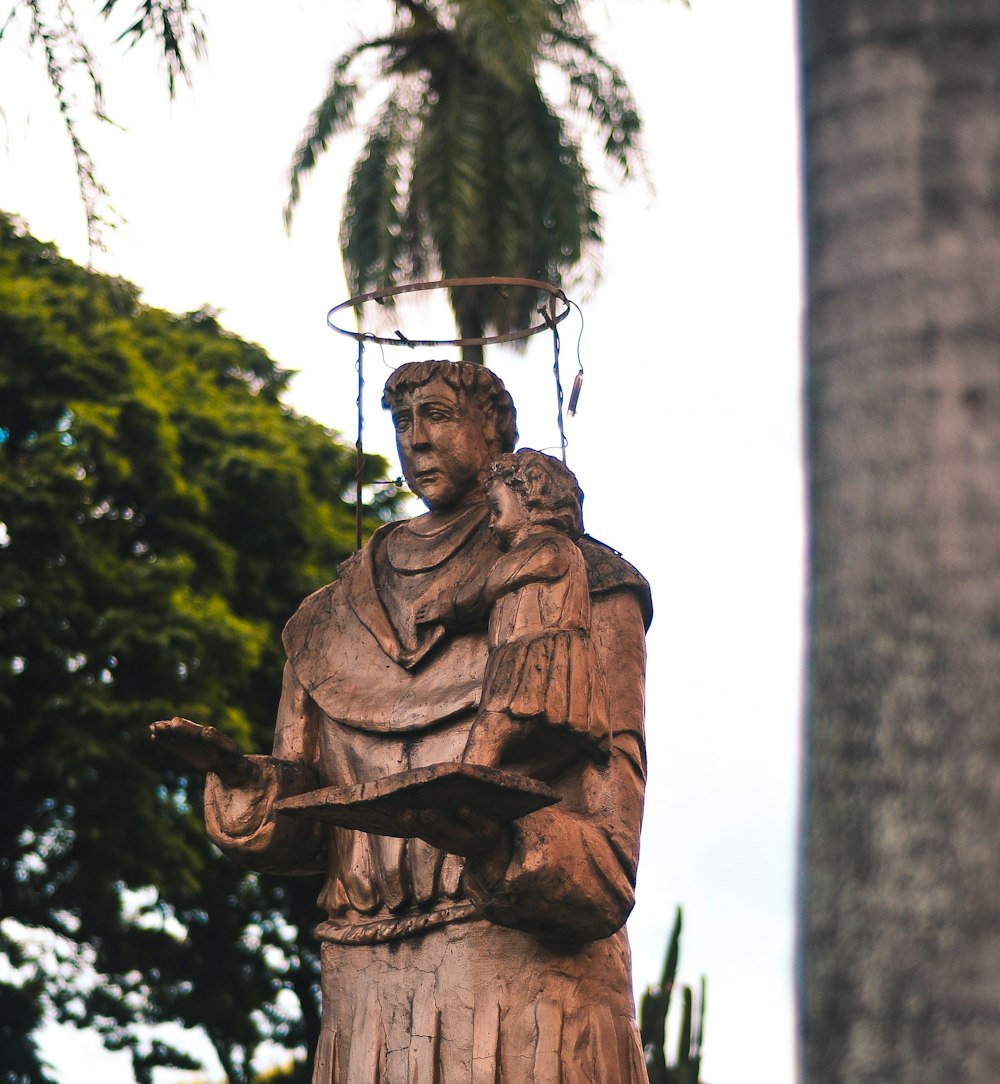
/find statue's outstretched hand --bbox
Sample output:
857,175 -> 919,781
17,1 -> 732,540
150,717 -> 253,786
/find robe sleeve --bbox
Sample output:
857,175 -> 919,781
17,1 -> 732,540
434,535 -> 571,628
203,662 -> 326,875
485,534 -> 572,599
464,588 -> 647,943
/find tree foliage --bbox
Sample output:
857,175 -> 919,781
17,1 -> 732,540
0,0 -> 205,250
0,213 -> 399,1082
286,0 -> 646,356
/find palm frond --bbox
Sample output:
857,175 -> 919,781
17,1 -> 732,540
410,63 -> 489,276
99,1 -> 206,98
285,34 -> 423,230
285,62 -> 364,230
489,81 -> 600,327
409,59 -> 598,339
25,1 -> 115,252
545,26 -> 644,178
340,96 -> 413,298
454,0 -> 551,94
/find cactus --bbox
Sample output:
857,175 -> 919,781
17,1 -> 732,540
639,906 -> 707,1084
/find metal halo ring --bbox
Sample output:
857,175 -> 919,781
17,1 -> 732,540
327,276 -> 570,348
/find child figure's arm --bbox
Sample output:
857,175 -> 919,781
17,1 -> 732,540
414,572 -> 493,627
416,534 -> 573,627
482,532 -> 573,600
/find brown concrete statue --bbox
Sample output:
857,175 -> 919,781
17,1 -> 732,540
152,360 -> 652,1084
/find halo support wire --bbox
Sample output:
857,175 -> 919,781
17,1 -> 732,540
328,277 -> 579,551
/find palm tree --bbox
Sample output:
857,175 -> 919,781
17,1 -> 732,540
799,1 -> 1000,1080
284,0 -> 644,360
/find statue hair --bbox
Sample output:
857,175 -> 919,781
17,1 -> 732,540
381,360 -> 518,454
488,449 -> 584,539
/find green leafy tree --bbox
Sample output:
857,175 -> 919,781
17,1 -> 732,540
0,213 -> 399,1082
286,0 -> 645,359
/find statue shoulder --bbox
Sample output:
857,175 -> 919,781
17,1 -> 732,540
578,534 -> 653,631
281,521 -> 400,658
281,580 -> 340,660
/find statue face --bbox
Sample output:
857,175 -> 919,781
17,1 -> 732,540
486,479 -> 526,550
391,378 -> 498,510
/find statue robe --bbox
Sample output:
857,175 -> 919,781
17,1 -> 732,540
204,502 -> 652,1084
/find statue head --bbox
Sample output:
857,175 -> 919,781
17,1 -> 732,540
382,361 -> 518,511
487,449 -> 584,546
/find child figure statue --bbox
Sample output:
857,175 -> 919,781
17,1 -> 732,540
419,448 -> 610,776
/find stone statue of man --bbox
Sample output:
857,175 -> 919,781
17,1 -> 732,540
154,360 -> 652,1084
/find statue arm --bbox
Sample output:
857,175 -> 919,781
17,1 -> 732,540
423,536 -> 571,628
466,589 -> 647,942
483,534 -> 572,599
203,662 -> 326,875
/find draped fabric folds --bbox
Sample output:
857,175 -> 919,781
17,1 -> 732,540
480,629 -> 610,747
312,922 -> 647,1084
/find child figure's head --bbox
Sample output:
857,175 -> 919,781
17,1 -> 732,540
486,449 -> 584,548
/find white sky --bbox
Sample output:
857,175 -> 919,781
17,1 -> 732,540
1,2 -> 805,1081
